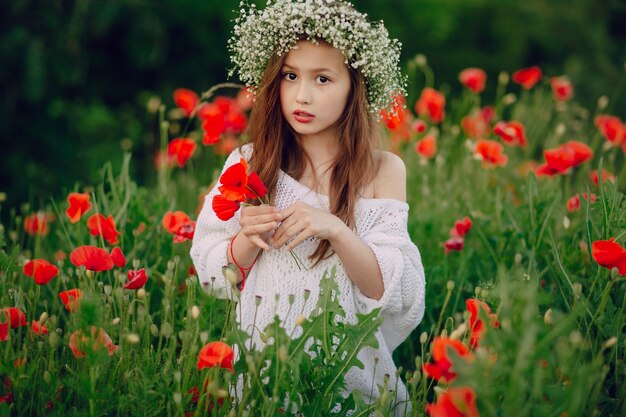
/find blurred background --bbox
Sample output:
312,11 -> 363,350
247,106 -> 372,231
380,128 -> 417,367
1,0 -> 625,221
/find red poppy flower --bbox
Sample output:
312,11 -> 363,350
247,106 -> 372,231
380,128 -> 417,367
0,323 -> 7,342
459,68 -> 487,94
167,138 -> 197,168
591,238 -> 626,275
212,195 -> 241,221
218,158 -> 250,202
23,259 -> 59,285
173,221 -> 196,243
65,193 -> 92,224
566,193 -> 597,212
423,337 -> 473,383
69,327 -> 117,358
512,66 -> 542,89
474,139 -> 508,168
461,109 -> 492,139
59,289 -> 83,312
550,76 -> 573,102
246,172 -> 268,200
535,141 -> 593,176
425,386 -> 479,417
197,341 -> 234,372
412,119 -> 427,134
493,121 -> 527,147
86,214 -> 120,245
110,247 -> 126,268
124,269 -> 148,290
594,114 -> 624,146
70,245 -> 114,272
589,169 -> 615,186
415,87 -> 446,124
444,237 -> 464,255
24,212 -> 49,236
31,320 -> 49,336
201,113 -> 226,145
1,307 -> 28,328
162,211 -> 191,234
466,299 -> 499,348
415,135 -> 437,159
173,88 -> 199,117
380,95 -> 408,130
216,134 -> 241,156
451,217 -> 472,237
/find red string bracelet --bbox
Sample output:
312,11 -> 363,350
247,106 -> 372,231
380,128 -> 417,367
229,233 -> 259,291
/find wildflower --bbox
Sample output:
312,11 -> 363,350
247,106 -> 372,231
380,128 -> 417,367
65,192 -> 92,223
59,289 -> 83,312
474,139 -> 508,168
70,245 -> 114,272
162,211 -> 191,234
412,119 -> 427,134
197,341 -> 235,372
69,327 -> 117,358
173,221 -> 196,243
512,65 -> 542,89
1,307 -> 28,328
198,97 -> 248,146
415,135 -> 437,160
594,114 -> 624,147
23,259 -> 59,285
173,88 -> 199,117
444,237 -> 464,255
458,68 -> 487,94
493,121 -> 527,147
110,247 -> 126,268
535,141 -> 593,176
591,238 -> 626,275
415,87 -> 446,124
423,337 -> 473,383
466,299 -> 499,348
461,107 -> 493,139
86,214 -> 121,245
24,212 -> 49,236
31,320 -> 49,337
451,217 -> 472,237
167,138 -> 197,168
425,386 -> 479,417
589,169 -> 615,186
124,269 -> 148,290
550,76 -> 573,102
566,193 -> 597,212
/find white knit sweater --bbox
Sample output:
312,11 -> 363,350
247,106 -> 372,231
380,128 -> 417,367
190,145 -> 426,414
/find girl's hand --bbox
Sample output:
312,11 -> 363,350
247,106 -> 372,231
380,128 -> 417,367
239,204 -> 282,250
270,202 -> 343,250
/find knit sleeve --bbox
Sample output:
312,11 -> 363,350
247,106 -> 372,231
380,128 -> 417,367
190,145 -> 251,299
352,200 -> 426,351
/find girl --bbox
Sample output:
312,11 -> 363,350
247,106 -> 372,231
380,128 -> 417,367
191,0 -> 425,414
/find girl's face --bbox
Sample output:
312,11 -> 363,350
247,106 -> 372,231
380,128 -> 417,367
279,40 -> 351,142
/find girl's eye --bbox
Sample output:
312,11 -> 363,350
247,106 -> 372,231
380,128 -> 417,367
283,72 -> 297,81
317,76 -> 329,84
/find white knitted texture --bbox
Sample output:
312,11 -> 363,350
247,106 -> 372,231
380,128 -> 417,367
190,144 -> 426,415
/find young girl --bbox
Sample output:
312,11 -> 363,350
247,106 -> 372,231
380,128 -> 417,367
191,0 -> 425,414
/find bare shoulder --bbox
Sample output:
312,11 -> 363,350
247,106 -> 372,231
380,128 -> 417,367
373,150 -> 407,201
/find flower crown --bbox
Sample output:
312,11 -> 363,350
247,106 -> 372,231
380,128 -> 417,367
228,0 -> 406,114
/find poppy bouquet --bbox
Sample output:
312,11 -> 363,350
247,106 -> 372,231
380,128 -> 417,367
211,158 -> 269,220
211,158 -> 305,288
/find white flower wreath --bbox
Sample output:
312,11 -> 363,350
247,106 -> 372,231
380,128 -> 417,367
228,0 -> 407,114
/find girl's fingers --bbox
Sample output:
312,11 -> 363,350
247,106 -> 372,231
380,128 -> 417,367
272,222 -> 305,248
241,212 -> 281,226
247,234 -> 270,251
243,221 -> 279,236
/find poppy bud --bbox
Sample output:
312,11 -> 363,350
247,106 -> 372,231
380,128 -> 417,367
544,309 -> 554,325
126,333 -> 140,345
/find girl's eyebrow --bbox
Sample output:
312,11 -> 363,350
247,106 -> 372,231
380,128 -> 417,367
282,63 -> 337,75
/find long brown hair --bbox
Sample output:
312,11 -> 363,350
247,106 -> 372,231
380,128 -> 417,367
246,44 -> 382,266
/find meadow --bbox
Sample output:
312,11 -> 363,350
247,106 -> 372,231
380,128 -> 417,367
1,59 -> 624,416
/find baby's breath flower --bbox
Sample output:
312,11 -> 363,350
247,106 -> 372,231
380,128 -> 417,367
228,0 -> 406,114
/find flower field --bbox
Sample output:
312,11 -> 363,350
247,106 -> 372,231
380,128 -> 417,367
1,58 -> 625,417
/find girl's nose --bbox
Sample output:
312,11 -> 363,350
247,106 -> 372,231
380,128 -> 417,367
296,83 -> 312,105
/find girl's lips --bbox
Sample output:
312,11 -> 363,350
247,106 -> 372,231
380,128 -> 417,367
293,110 -> 315,123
